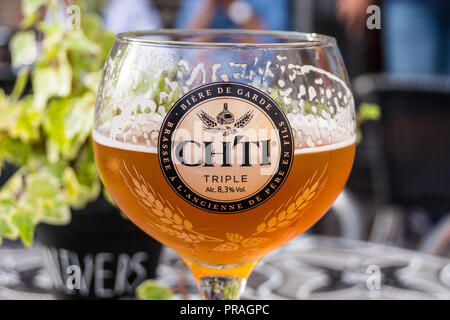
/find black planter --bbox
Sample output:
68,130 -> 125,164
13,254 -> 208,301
36,196 -> 162,300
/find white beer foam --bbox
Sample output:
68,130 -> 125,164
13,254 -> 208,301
93,129 -> 158,153
96,54 -> 356,151
93,127 -> 355,155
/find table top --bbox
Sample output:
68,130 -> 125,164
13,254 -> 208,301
1,236 -> 449,300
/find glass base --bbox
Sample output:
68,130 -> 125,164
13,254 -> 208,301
198,276 -> 246,300
181,256 -> 260,300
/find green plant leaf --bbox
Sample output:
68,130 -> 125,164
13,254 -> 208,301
9,96 -> 41,142
21,0 -> 48,27
0,217 -> 17,238
73,143 -> 97,185
0,137 -> 32,167
62,166 -> 82,206
0,172 -> 23,198
64,29 -> 102,55
24,171 -> 60,201
43,94 -> 94,162
43,93 -> 95,161
63,93 -> 95,158
10,67 -> 29,100
0,92 -> 41,144
44,159 -> 68,178
0,101 -> 20,133
19,170 -> 72,226
358,103 -> 381,121
40,200 -> 71,225
9,31 -> 37,68
0,1 -> 117,246
81,11 -> 102,37
32,51 -> 72,109
45,139 -> 60,164
0,198 -> 19,239
136,280 -> 173,300
38,21 -> 65,60
83,70 -> 103,92
63,145 -> 101,209
11,206 -> 36,247
43,98 -> 69,160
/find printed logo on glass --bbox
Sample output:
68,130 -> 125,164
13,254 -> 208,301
158,82 -> 293,213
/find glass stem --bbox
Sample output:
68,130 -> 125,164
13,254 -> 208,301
198,276 -> 246,300
182,257 -> 259,300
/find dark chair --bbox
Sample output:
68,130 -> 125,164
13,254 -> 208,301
0,64 -> 14,94
353,74 -> 450,255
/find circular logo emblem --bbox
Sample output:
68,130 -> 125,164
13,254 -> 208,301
158,82 -> 293,213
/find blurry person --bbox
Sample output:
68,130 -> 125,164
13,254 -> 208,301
51,0 -> 162,33
336,0 -> 374,40
382,0 -> 450,75
175,0 -> 289,31
336,0 -> 450,75
103,0 -> 162,33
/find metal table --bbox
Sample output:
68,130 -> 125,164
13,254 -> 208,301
1,236 -> 449,300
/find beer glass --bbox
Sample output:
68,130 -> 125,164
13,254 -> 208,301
93,30 -> 356,299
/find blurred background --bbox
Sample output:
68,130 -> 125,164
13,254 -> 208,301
0,0 -> 449,300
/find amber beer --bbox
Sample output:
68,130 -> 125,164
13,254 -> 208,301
93,29 -> 357,299
93,135 -> 355,269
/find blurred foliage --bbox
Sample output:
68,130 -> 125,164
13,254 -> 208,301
0,0 -> 114,246
356,102 -> 381,144
0,0 -> 380,248
358,102 -> 381,121
136,280 -> 173,300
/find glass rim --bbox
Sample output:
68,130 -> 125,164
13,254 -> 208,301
116,29 -> 337,49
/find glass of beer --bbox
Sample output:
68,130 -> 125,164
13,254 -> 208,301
93,30 -> 356,299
